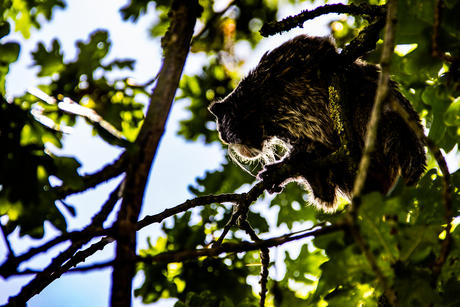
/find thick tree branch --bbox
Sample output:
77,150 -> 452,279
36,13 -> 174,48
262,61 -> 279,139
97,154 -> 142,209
110,1 -> 201,306
350,2 -> 396,213
260,3 -> 386,37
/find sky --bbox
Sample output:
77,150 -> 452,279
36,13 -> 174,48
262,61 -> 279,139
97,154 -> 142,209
0,0 -> 338,306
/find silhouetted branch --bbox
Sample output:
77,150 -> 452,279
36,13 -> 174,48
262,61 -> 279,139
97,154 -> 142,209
110,1 -> 202,306
6,239 -> 89,307
3,183 -> 121,305
237,218 -> 269,307
260,3 -> 386,37
3,261 -> 113,275
137,193 -> 242,230
0,228 -> 109,279
339,16 -> 386,65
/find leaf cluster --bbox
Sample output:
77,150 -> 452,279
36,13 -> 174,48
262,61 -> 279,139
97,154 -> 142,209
0,10 -> 145,238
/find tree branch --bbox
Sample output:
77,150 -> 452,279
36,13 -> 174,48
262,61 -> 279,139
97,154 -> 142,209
137,222 -> 344,264
110,1 -> 201,306
0,228 -> 109,278
260,3 -> 386,37
348,1 -> 399,306
237,217 -> 269,307
3,183 -> 121,305
137,193 -> 242,230
339,16 -> 386,65
0,222 -> 14,257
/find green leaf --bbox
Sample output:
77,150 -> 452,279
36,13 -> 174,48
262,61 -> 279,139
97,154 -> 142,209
283,245 -> 328,286
445,97 -> 460,126
32,40 -> 64,77
0,41 -> 20,94
174,291 -> 235,307
0,42 -> 20,64
0,21 -> 11,39
52,155 -> 83,189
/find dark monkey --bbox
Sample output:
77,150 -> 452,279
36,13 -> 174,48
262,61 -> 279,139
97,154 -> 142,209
209,35 -> 426,212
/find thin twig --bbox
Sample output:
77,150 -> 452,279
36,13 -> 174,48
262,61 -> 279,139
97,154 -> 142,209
0,228 -> 109,278
237,218 -> 269,307
348,1 -> 399,306
137,193 -> 242,230
193,0 -> 235,39
4,261 -> 113,275
350,10 -> 395,211
213,204 -> 246,246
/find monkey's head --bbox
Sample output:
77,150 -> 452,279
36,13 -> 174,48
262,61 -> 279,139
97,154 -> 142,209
208,79 -> 270,161
209,35 -> 340,163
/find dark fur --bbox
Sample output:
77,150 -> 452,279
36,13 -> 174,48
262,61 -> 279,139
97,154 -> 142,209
209,35 -> 426,212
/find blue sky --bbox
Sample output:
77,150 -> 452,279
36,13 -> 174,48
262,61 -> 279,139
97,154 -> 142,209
0,0 -> 337,306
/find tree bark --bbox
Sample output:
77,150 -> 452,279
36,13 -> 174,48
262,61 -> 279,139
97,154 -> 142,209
110,1 -> 200,306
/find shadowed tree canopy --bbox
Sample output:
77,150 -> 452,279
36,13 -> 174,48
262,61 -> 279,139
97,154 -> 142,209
1,0 -> 460,307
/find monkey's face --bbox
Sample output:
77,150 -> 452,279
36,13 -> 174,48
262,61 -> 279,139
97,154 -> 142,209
209,84 -> 268,159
